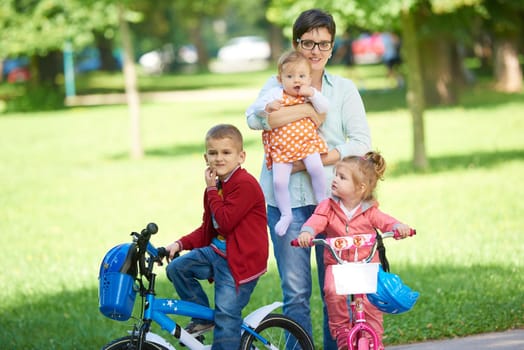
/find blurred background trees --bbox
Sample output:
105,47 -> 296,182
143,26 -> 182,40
0,0 -> 522,165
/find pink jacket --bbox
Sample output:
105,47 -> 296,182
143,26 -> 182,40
301,198 -> 401,265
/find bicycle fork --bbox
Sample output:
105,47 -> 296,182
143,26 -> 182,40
348,296 -> 379,350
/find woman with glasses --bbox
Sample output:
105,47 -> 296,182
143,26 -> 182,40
246,8 -> 371,350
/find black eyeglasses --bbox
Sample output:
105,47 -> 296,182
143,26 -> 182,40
296,39 -> 333,51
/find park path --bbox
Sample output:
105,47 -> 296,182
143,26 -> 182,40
65,88 -> 260,107
388,329 -> 524,350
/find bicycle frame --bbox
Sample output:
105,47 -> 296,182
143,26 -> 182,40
311,234 -> 381,350
139,294 -> 283,349
139,241 -> 217,349
346,294 -> 379,350
100,224 -> 290,350
140,268 -> 283,349
291,229 -> 415,350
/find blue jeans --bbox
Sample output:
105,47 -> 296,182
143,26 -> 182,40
267,205 -> 337,350
268,205 -> 338,350
166,246 -> 258,350
315,233 -> 338,350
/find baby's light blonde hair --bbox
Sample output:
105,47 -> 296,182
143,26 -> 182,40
277,51 -> 311,76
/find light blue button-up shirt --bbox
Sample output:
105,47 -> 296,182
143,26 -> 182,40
246,70 -> 371,208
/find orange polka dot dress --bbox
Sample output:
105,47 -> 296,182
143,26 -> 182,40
262,92 -> 328,170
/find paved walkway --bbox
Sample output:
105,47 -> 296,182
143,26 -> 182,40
65,88 -> 260,106
388,329 -> 524,350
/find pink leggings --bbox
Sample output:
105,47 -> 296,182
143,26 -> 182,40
273,152 -> 326,218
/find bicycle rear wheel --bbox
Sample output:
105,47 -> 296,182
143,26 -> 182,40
239,313 -> 314,350
102,336 -> 169,350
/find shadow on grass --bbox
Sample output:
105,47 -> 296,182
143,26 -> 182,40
361,88 -> 408,112
0,268 -> 284,349
111,145 -> 524,179
111,138 -> 260,160
360,83 -> 523,114
1,264 -> 521,348
388,149 -> 524,177
382,264 -> 523,345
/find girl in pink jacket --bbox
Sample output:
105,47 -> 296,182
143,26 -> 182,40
296,151 -> 412,350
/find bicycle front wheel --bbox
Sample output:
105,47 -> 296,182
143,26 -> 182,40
102,336 -> 169,350
240,313 -> 314,350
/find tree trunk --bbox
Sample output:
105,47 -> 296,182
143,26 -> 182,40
493,37 -> 523,92
118,4 -> 143,160
401,9 -> 428,170
190,22 -> 209,71
34,50 -> 62,86
420,37 -> 458,106
473,31 -> 493,72
269,23 -> 285,60
96,33 -> 119,71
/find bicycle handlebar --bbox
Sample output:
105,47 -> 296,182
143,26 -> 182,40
130,223 -> 177,280
290,228 -> 416,264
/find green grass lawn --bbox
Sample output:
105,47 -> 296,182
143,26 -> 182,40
0,69 -> 523,349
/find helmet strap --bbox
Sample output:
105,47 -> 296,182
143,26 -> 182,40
374,228 -> 390,272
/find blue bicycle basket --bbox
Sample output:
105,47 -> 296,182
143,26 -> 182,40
98,243 -> 138,321
367,266 -> 419,314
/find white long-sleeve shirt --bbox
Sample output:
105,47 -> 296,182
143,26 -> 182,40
246,70 -> 371,208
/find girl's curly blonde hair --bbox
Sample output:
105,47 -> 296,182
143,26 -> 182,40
336,151 -> 386,201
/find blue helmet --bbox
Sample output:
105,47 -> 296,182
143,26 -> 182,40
367,266 -> 419,314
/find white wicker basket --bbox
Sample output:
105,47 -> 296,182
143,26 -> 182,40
332,262 -> 379,295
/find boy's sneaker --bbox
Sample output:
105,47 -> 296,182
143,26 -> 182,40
180,322 -> 214,347
185,321 -> 215,336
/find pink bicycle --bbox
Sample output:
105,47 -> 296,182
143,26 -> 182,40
292,229 -> 419,350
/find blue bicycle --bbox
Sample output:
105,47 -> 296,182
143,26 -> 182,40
98,223 -> 314,350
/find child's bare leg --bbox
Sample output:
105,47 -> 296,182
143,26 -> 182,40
303,153 -> 327,202
272,162 -> 293,236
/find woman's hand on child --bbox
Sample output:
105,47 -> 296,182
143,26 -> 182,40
297,232 -> 313,247
291,160 -> 306,174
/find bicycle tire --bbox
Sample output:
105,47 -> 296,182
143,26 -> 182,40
102,336 -> 169,350
239,313 -> 314,350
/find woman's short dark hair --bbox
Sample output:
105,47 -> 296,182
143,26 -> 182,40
292,9 -> 336,46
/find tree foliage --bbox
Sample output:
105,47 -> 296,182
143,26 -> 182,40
0,0 -> 122,58
266,0 -> 523,169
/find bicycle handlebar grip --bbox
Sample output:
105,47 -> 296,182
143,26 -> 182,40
157,247 -> 167,258
147,222 -> 158,235
392,228 -> 416,239
157,247 -> 179,260
290,239 -> 314,247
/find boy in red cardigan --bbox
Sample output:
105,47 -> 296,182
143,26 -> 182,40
165,124 -> 268,350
